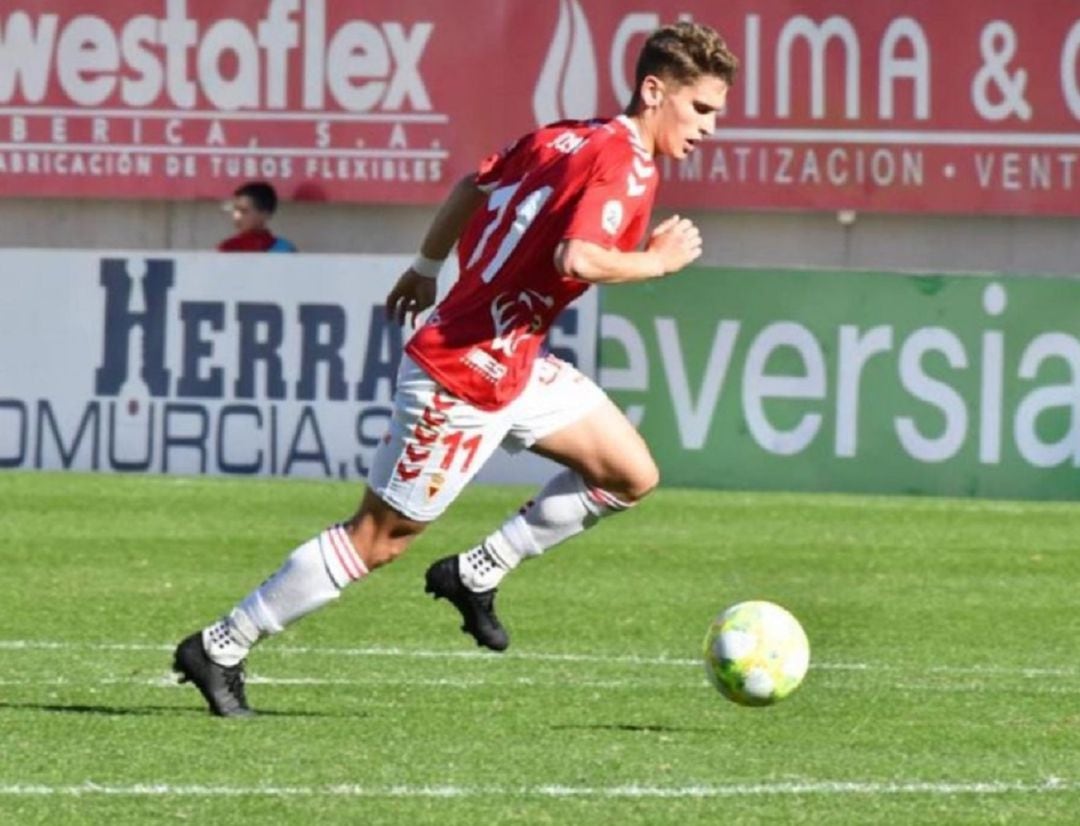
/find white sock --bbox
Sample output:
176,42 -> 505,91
457,470 -> 633,592
203,524 -> 368,666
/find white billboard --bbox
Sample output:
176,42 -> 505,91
0,250 -> 598,486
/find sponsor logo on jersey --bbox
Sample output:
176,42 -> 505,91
462,348 -> 508,383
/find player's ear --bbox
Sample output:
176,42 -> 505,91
640,75 -> 665,108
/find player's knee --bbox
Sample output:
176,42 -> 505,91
341,508 -> 425,571
630,462 -> 661,502
359,539 -> 408,570
612,461 -> 660,505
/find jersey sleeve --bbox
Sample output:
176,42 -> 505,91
561,147 -> 639,249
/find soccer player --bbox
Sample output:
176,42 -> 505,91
174,21 -> 738,717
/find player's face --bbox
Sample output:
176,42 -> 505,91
230,196 -> 268,233
651,75 -> 728,160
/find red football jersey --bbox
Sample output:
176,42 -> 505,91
406,116 -> 659,411
218,229 -> 276,252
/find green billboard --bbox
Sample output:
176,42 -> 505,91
599,268 -> 1080,500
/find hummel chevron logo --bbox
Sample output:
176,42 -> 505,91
632,157 -> 654,179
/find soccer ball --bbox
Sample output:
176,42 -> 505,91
703,600 -> 810,706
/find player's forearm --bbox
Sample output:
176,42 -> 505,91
555,239 -> 667,284
418,174 -> 487,259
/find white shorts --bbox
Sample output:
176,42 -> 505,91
368,354 -> 607,521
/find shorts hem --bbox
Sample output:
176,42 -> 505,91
366,484 -> 438,524
510,387 -> 607,451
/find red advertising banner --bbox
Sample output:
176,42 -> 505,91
1,0 -> 1079,215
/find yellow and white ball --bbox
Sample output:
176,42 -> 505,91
703,600 -> 810,706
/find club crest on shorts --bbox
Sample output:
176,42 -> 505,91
426,472 -> 446,500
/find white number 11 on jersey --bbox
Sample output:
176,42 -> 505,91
467,182 -> 554,283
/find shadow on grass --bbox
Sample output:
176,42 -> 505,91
0,701 -> 349,718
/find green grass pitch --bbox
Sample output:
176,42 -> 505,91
2,471 -> 1080,824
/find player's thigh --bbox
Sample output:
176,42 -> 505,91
508,357 -> 658,499
530,395 -> 658,500
367,357 -> 509,522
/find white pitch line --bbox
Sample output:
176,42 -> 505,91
0,674 -> 698,691
3,673 -> 1078,696
0,778 -> 1072,798
0,640 -> 172,653
0,639 -> 1076,679
0,639 -> 708,668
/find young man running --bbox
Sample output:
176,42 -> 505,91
174,21 -> 738,717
